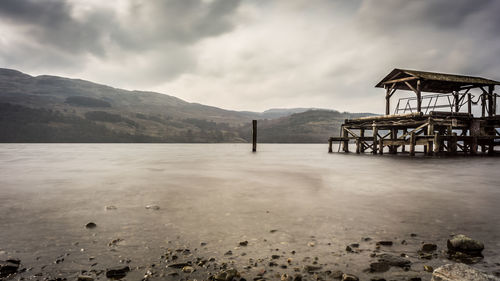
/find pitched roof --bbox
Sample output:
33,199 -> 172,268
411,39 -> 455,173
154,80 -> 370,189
375,68 -> 500,93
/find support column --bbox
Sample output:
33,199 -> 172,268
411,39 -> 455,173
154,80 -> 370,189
385,87 -> 391,115
450,132 -> 457,155
342,126 -> 349,153
401,128 -> 407,153
488,85 -> 494,117
372,123 -> 378,155
454,91 -> 459,113
434,133 -> 440,154
481,94 -> 486,117
416,79 -> 422,113
328,138 -> 333,153
409,132 -> 415,157
360,129 -> 365,153
427,117 -> 434,156
467,93 -> 472,115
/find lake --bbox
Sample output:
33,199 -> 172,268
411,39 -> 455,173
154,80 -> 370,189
0,144 -> 499,280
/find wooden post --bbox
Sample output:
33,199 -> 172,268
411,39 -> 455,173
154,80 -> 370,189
467,93 -> 472,115
342,126 -> 349,153
390,128 -> 397,154
360,129 -> 365,153
416,79 -> 422,113
379,138 -> 384,155
494,94 -> 497,116
385,87 -> 390,115
252,120 -> 257,152
401,128 -> 407,153
328,138 -> 333,153
434,133 -> 440,154
427,117 -> 434,156
450,132 -> 457,155
471,137 -> 478,155
453,91 -> 459,113
488,85 -> 494,117
409,131 -> 415,157
372,123 -> 378,155
355,138 -> 360,154
481,94 -> 486,117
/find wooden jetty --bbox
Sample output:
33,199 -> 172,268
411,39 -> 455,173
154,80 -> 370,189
329,68 -> 500,156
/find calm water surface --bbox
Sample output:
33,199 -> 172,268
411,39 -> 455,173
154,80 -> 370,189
0,144 -> 499,280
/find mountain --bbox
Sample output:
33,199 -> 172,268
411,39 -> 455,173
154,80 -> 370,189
0,68 -> 375,143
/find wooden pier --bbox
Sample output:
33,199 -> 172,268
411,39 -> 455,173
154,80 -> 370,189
329,69 -> 500,156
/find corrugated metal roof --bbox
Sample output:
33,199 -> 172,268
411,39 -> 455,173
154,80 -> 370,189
375,68 -> 500,92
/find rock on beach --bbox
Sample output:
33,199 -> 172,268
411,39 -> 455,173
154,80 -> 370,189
431,263 -> 499,281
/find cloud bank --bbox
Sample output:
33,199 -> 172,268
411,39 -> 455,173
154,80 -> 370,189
1,0 -> 499,113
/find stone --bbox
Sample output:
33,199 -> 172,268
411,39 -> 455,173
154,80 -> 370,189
0,260 -> 20,277
448,251 -> 483,264
346,246 -> 353,252
166,262 -> 191,268
424,265 -> 434,272
422,243 -> 438,252
370,262 -> 390,273
105,266 -> 130,279
77,275 -> 94,281
105,205 -> 117,210
331,270 -> 343,279
182,266 -> 194,273
432,263 -> 499,281
377,241 -> 393,246
350,243 -> 359,248
377,254 -> 411,268
447,235 -> 484,255
342,273 -> 359,281
304,265 -> 322,272
272,255 -> 280,259
145,205 -> 160,210
239,241 -> 248,246
212,268 -> 239,281
85,222 -> 97,229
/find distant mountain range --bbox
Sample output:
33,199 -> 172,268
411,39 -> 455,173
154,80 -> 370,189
0,68 -> 375,143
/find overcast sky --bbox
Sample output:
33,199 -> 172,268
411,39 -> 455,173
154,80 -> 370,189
1,0 -> 500,113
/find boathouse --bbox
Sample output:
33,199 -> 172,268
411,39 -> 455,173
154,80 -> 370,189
329,68 -> 500,156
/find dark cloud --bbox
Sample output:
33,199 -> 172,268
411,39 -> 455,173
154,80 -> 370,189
0,0 -> 499,112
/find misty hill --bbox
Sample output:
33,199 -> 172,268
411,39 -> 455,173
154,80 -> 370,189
0,68 -> 375,143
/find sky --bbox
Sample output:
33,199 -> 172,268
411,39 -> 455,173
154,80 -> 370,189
1,0 -> 500,114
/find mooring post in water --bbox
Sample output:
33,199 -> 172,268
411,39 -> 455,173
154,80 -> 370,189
328,138 -> 333,153
252,120 -> 257,152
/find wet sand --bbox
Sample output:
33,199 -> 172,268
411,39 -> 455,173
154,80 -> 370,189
0,144 -> 499,280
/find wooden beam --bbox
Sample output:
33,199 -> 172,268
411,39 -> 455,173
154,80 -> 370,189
383,76 -> 419,85
372,123 -> 378,154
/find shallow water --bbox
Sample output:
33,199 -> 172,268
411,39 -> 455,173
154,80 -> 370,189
0,144 -> 499,280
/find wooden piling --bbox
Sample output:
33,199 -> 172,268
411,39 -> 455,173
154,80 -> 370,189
372,124 -> 378,154
252,120 -> 257,152
379,139 -> 384,155
450,132 -> 457,155
360,129 -> 365,153
433,133 -> 440,154
342,126 -> 349,153
328,138 -> 333,153
355,138 -> 360,154
409,131 -> 415,156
